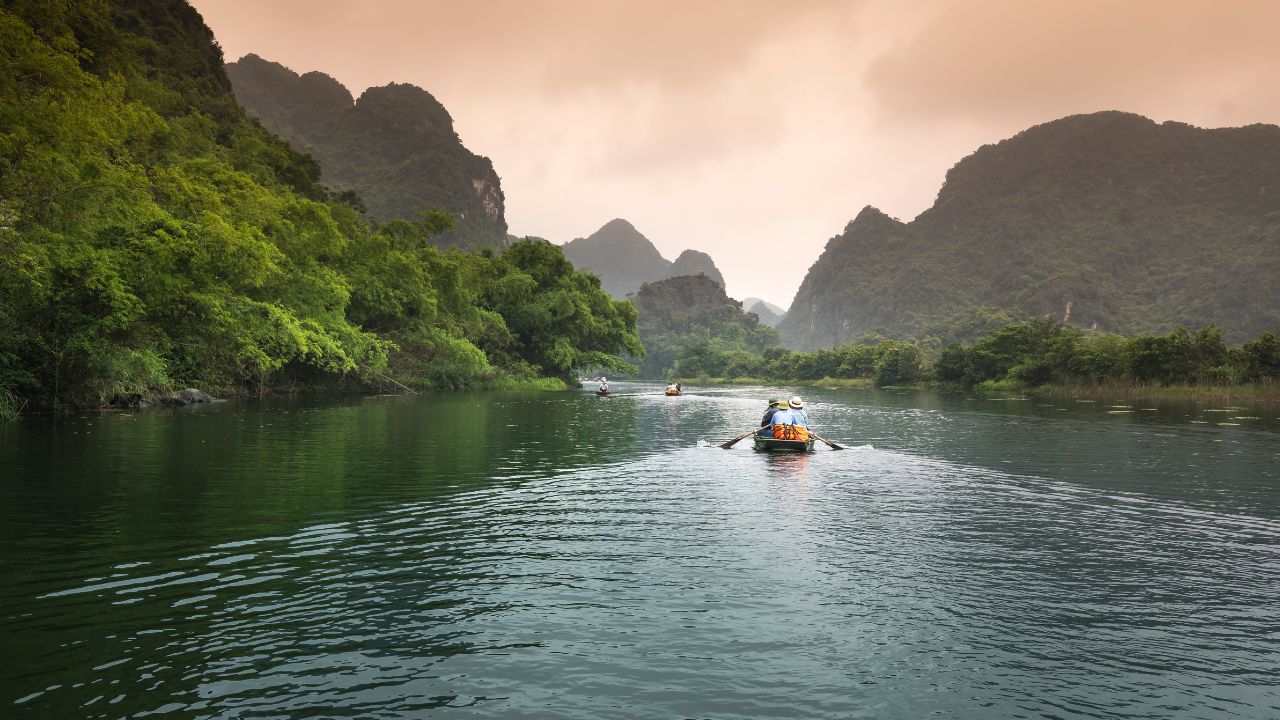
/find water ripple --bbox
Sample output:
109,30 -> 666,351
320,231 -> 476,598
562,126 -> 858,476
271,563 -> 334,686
3,389 -> 1279,718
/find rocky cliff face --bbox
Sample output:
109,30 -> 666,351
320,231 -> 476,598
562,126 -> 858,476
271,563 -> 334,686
226,54 -> 508,250
560,219 -> 726,298
779,111 -> 1280,349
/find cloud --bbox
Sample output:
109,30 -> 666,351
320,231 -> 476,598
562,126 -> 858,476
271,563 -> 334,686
193,0 -> 1280,305
864,0 -> 1280,128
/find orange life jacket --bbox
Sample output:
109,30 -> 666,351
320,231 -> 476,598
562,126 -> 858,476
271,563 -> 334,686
773,424 -> 809,441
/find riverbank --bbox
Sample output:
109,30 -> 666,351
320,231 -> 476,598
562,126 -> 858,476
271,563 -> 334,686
1,375 -> 571,420
669,374 -> 1280,404
671,376 -> 875,389
1025,380 -> 1280,403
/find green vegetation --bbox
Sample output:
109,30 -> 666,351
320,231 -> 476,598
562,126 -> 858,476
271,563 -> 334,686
682,340 -> 927,387
225,54 -> 508,250
0,0 -> 638,414
937,320 -> 1280,391
627,274 -> 775,379
672,317 -> 1280,397
780,112 -> 1280,349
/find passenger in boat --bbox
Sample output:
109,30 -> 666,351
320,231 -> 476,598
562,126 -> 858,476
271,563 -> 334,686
758,397 -> 785,436
771,397 -> 810,440
675,383 -> 682,393
774,396 -> 809,427
666,383 -> 678,393
600,378 -> 609,393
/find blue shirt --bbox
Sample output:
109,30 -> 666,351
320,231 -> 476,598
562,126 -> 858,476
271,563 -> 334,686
772,408 -> 808,427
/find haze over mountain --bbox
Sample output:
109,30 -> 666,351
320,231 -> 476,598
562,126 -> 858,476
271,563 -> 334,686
743,298 -> 786,315
779,111 -> 1280,349
192,1 -> 1280,306
225,54 -> 507,249
560,220 -> 725,298
742,299 -> 786,328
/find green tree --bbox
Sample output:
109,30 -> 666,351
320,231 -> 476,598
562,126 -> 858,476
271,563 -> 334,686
484,240 -> 642,379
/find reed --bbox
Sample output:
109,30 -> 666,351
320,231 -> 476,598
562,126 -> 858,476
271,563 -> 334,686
0,389 -> 24,422
483,377 -> 568,391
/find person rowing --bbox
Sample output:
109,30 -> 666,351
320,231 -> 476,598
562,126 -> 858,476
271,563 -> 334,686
721,396 -> 843,449
757,397 -> 785,436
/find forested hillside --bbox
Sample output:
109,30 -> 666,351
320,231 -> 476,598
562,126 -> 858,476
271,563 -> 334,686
779,112 -> 1280,349
561,219 -> 726,298
0,0 -> 639,414
630,275 -> 776,379
226,54 -> 508,250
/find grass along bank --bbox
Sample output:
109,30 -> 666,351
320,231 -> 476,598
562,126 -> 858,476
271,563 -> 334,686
1026,380 -> 1280,403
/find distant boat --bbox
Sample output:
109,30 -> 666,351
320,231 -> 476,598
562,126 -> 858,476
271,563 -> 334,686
596,388 -> 610,397
663,388 -> 682,396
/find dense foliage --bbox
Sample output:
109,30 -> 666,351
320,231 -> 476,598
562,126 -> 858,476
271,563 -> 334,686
225,54 -> 508,250
0,0 -> 639,413
936,321 -> 1280,388
629,275 -> 776,379
780,112 -> 1280,349
680,317 -> 1280,390
560,218 -> 725,298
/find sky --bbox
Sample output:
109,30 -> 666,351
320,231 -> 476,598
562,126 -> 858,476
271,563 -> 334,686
190,0 -> 1280,309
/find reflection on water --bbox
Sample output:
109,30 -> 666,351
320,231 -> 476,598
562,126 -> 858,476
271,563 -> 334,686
1,384 -> 1278,718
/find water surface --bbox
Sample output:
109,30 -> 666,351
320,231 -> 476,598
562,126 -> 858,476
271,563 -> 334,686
2,385 -> 1278,718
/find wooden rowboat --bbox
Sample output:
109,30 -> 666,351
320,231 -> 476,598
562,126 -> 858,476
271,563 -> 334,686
753,436 -> 815,452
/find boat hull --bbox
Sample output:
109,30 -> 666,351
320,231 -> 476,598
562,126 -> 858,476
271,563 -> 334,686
752,436 -> 815,452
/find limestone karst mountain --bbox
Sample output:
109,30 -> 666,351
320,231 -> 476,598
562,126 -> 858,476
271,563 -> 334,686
226,54 -> 508,250
742,298 -> 786,328
779,111 -> 1280,349
560,219 -> 726,298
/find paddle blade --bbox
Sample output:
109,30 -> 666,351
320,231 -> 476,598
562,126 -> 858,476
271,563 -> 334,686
811,432 -> 844,450
720,430 -> 757,449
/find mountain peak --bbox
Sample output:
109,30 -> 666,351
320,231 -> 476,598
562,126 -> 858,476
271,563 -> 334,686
226,54 -> 507,248
599,218 -> 638,233
561,219 -> 725,298
779,110 -> 1280,349
356,83 -> 454,135
846,205 -> 902,232
743,298 -> 786,328
669,249 -> 725,287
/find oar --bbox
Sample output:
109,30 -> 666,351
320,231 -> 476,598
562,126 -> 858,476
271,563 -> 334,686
809,431 -> 844,450
720,428 -> 760,449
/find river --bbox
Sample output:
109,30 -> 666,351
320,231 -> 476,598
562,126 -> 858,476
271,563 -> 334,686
2,384 -> 1278,719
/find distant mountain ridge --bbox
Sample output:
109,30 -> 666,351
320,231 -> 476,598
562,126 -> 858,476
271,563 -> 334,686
560,219 -> 726,297
742,298 -> 786,316
742,299 -> 785,328
225,54 -> 507,249
779,111 -> 1280,349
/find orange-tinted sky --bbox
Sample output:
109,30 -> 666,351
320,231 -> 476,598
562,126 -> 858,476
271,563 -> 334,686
190,0 -> 1280,308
